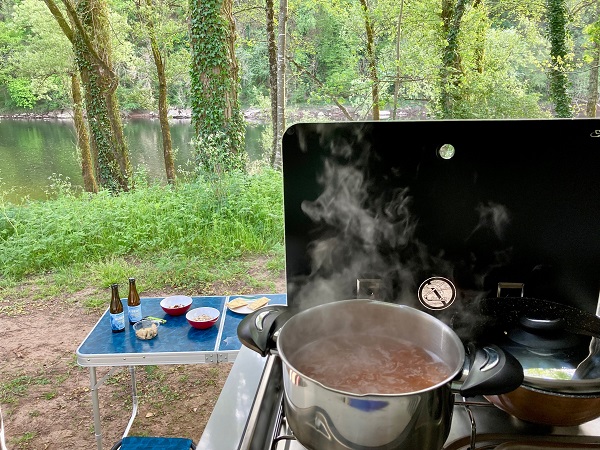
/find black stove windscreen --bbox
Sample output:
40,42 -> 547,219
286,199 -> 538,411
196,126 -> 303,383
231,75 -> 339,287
281,120 -> 600,321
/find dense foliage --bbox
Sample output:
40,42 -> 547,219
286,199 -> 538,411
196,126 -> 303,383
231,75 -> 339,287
0,169 -> 284,280
0,0 -> 598,118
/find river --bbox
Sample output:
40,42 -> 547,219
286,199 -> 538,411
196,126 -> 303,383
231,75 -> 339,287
0,118 -> 265,204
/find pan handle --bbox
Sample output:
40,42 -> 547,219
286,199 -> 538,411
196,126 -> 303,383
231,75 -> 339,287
237,305 -> 292,356
458,343 -> 523,398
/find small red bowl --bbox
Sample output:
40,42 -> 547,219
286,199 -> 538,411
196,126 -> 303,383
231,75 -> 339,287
186,307 -> 220,330
160,295 -> 193,316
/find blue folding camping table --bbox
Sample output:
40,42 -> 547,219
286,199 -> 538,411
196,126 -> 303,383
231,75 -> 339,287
76,294 -> 286,450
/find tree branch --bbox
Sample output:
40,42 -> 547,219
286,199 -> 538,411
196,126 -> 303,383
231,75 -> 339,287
42,0 -> 74,43
287,57 -> 354,121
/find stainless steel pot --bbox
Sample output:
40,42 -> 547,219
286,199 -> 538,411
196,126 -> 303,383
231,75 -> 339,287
238,299 -> 523,450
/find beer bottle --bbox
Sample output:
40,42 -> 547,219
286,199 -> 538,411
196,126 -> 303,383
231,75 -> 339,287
127,278 -> 142,324
109,284 -> 125,333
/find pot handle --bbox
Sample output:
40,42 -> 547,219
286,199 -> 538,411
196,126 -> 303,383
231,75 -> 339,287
237,305 -> 292,356
459,343 -> 524,398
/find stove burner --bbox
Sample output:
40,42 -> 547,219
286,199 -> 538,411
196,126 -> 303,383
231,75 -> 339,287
268,401 -> 600,450
238,355 -> 600,450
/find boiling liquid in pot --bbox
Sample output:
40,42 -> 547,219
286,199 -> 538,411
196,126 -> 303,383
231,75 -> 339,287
289,333 -> 452,394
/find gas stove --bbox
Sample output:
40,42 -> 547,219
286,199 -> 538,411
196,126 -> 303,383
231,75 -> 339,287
198,119 -> 600,450
198,347 -> 600,450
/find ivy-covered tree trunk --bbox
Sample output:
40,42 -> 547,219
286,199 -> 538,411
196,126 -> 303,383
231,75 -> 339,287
189,0 -> 246,175
71,72 -> 98,193
44,0 -> 132,193
438,0 -> 469,119
79,0 -> 131,190
547,0 -> 572,118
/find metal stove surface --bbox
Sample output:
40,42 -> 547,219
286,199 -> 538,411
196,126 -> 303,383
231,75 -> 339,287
197,347 -> 600,449
271,403 -> 600,450
234,352 -> 600,450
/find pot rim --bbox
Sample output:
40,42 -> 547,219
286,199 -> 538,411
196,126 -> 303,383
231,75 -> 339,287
494,383 -> 600,399
276,299 -> 465,397
522,376 -> 600,394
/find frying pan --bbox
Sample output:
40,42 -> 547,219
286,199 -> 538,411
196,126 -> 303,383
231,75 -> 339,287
474,296 -> 600,425
476,297 -> 600,393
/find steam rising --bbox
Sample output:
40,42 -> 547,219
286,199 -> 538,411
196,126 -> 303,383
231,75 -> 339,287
288,126 -> 428,310
472,202 -> 510,240
286,124 -> 514,338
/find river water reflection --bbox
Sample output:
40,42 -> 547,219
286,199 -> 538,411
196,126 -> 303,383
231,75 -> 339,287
0,118 -> 265,203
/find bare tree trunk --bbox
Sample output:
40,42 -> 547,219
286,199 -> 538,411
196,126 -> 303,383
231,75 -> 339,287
392,0 -> 405,120
359,0 -> 380,120
265,0 -> 279,167
151,39 -> 176,183
274,0 -> 287,170
585,39 -> 599,117
223,0 -> 241,122
472,0 -> 485,73
144,0 -> 176,184
71,72 -> 98,193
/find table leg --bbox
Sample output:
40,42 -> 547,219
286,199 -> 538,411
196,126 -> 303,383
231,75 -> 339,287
87,365 -> 139,448
123,366 -> 139,438
89,367 -> 103,450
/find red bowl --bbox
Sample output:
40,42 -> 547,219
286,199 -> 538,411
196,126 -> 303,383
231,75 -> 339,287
186,307 -> 220,330
160,295 -> 193,316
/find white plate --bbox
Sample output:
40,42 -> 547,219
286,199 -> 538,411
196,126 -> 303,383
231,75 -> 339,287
227,297 -> 270,315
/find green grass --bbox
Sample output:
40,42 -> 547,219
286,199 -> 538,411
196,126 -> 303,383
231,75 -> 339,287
43,390 -> 57,400
11,431 -> 36,446
0,375 -> 52,403
0,169 -> 285,302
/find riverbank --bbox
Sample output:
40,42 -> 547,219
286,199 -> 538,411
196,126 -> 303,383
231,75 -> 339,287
0,107 -> 307,122
0,106 -> 344,122
0,104 -> 428,123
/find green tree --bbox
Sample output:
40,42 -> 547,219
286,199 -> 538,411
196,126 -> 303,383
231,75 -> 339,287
584,18 -> 600,117
10,0 -> 98,191
358,0 -> 381,119
44,0 -> 132,192
1,0 -> 72,110
127,0 -> 190,184
287,0 -> 362,112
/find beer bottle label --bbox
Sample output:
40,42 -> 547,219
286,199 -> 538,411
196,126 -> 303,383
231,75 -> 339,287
110,312 -> 125,331
128,305 -> 142,323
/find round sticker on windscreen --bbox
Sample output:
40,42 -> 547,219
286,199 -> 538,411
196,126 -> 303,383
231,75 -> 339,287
418,277 -> 456,310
